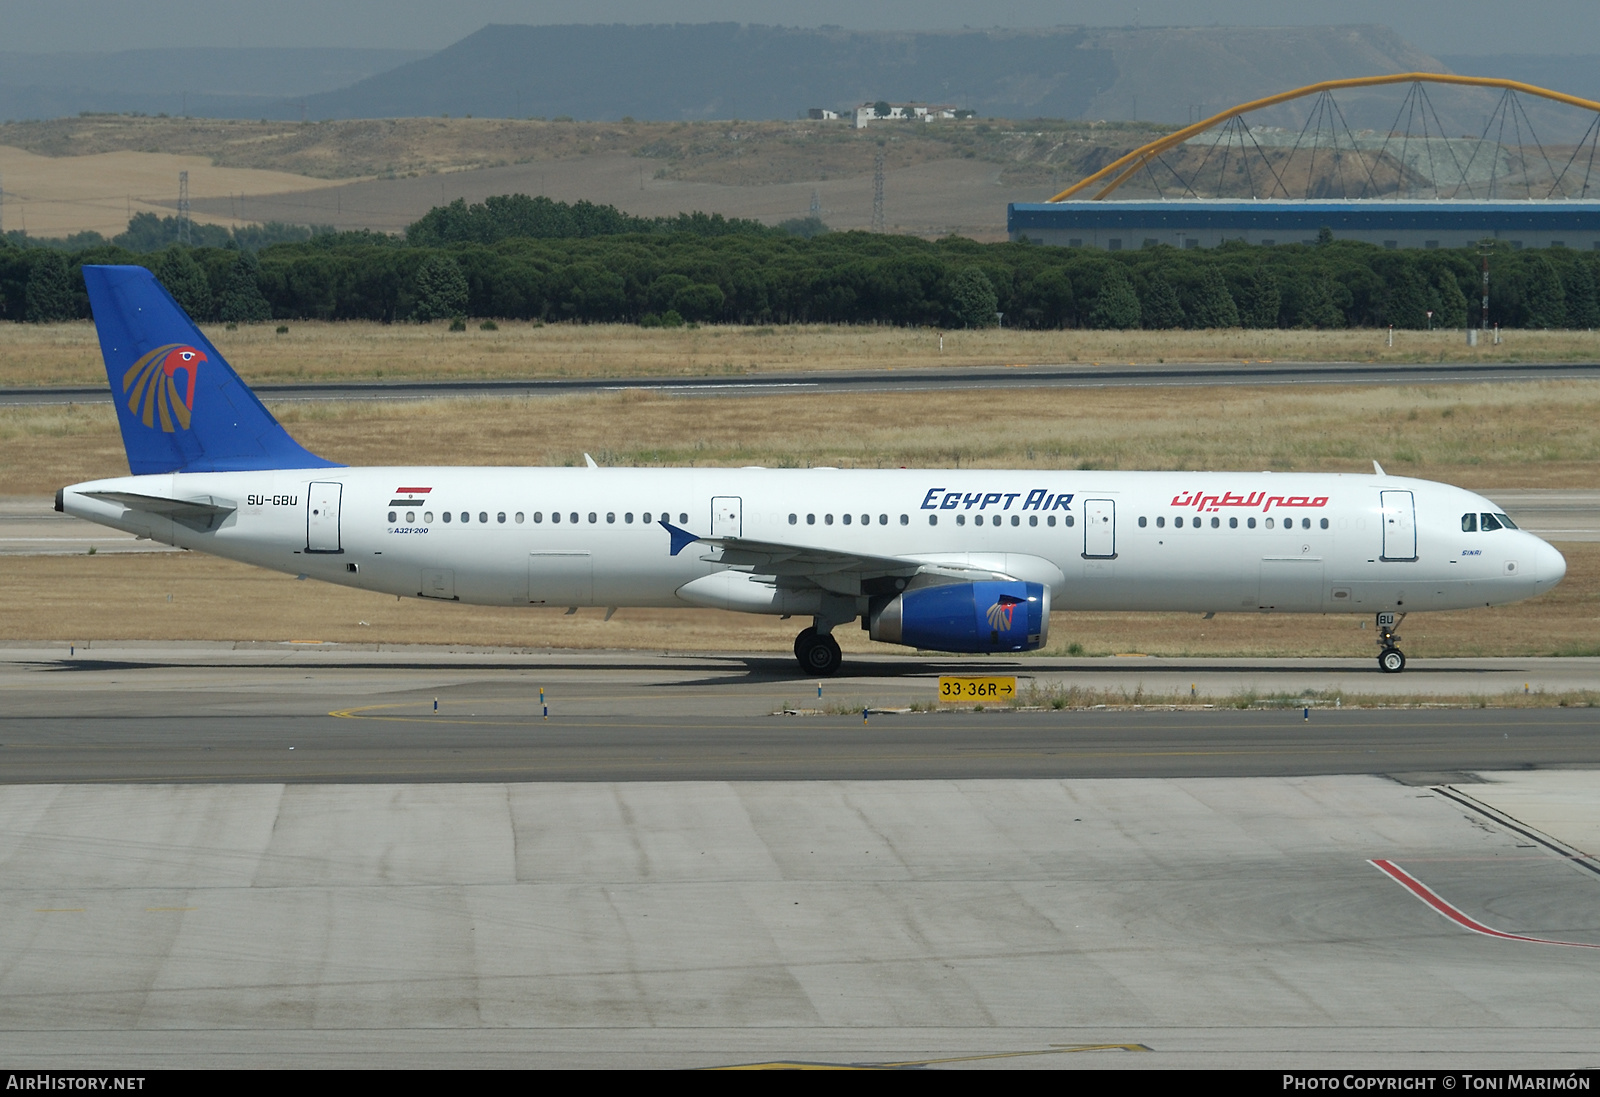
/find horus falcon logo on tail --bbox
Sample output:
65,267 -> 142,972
122,344 -> 206,431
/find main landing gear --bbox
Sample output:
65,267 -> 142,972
1376,612 -> 1406,673
794,625 -> 842,677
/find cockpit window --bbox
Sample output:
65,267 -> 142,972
1495,513 -> 1518,530
1461,513 -> 1478,532
1480,513 -> 1503,532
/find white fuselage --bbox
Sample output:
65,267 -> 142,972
61,467 -> 1566,626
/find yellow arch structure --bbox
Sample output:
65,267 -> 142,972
1048,73 -> 1600,202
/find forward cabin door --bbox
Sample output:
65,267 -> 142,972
1380,490 -> 1417,562
306,482 -> 343,553
1082,498 -> 1116,558
712,496 -> 742,538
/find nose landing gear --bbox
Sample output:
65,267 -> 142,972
794,624 -> 843,676
1376,612 -> 1406,673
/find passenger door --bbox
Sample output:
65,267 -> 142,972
1380,490 -> 1417,561
306,482 -> 343,553
1082,498 -> 1116,558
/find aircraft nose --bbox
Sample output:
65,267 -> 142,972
1535,539 -> 1567,587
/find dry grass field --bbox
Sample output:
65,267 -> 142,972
0,116 -> 1160,238
6,378 -> 1600,496
0,115 -> 1162,186
2,543 -> 1593,661
0,145 -> 347,238
5,322 -> 1600,390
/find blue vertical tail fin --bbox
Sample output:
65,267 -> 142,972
83,264 -> 339,475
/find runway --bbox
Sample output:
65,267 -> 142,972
3,647 -> 1598,1068
2,647 -> 1599,782
5,357 -> 1600,407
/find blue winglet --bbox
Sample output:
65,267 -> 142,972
83,265 -> 340,475
659,519 -> 702,556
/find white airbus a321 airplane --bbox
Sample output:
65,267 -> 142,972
59,265 -> 1566,675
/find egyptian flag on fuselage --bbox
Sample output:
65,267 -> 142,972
390,486 -> 432,506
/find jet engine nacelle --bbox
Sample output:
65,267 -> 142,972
869,580 -> 1049,653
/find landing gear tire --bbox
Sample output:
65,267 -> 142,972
1378,647 -> 1406,674
793,626 -> 817,661
796,631 -> 842,677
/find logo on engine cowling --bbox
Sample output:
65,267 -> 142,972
121,343 -> 206,431
986,596 -> 1025,630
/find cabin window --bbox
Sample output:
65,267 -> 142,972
1480,513 -> 1503,531
789,513 -> 797,525
1265,517 -> 1275,529
1011,515 -> 1020,526
1229,517 -> 1238,528
1030,515 -> 1038,527
585,512 -> 595,524
1174,516 -> 1184,528
605,512 -> 614,524
515,512 -> 524,524
533,512 -> 543,523
880,514 -> 888,525
956,514 -> 966,526
498,512 -> 507,524
863,514 -> 871,526
642,512 -> 651,524
825,514 -> 834,525
552,512 -> 560,523
443,512 -> 452,523
1247,517 -> 1256,529
900,514 -> 909,525
807,514 -> 815,525
679,513 -> 687,524
1047,515 -> 1056,527
573,513 -> 581,524
423,512 -> 433,523
929,514 -> 938,525
1211,517 -> 1220,528
842,513 -> 852,525
388,511 -> 397,522
1156,516 -> 1165,528
1138,516 -> 1147,527
624,513 -> 633,524
1319,518 -> 1328,529
1064,515 -> 1075,527
406,511 -> 415,523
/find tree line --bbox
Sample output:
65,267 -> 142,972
2,195 -> 1597,330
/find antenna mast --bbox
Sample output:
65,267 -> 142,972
178,171 -> 191,245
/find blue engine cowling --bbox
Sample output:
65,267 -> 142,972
869,580 -> 1049,653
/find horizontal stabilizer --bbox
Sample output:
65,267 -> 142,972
83,490 -> 236,518
84,490 -> 236,531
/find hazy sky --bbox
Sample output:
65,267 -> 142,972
2,0 -> 1594,56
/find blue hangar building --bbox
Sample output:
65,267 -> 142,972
1007,200 -> 1600,251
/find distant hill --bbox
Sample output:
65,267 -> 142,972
1438,55 -> 1600,104
0,48 -> 427,122
294,23 -> 1448,126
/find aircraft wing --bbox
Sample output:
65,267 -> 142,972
659,519 -> 1022,591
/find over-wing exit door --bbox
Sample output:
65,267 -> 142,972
712,496 -> 742,538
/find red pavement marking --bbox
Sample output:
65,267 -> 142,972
1370,859 -> 1600,949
